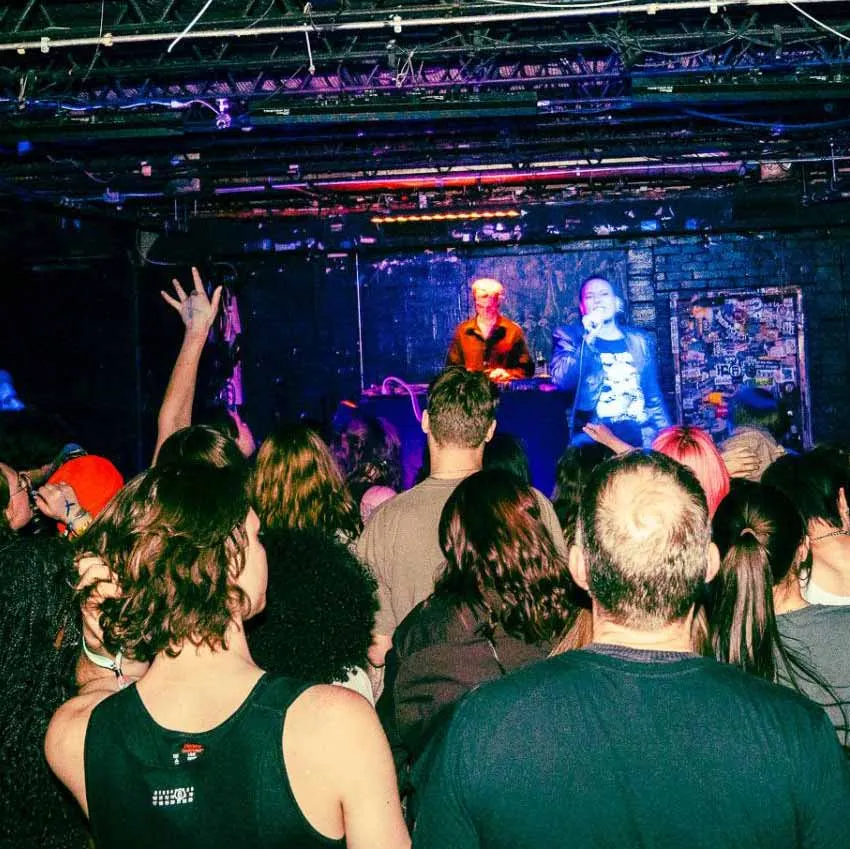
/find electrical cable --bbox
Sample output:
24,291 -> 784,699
381,376 -> 423,422
484,0 -> 645,9
683,107 -> 850,131
168,0 -> 215,53
80,0 -> 105,84
247,0 -> 278,29
784,0 -> 850,43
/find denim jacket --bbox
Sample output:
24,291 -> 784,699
550,322 -> 670,446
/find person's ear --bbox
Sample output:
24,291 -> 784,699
484,420 -> 496,444
615,296 -> 625,313
421,409 -> 431,436
705,541 -> 721,584
794,535 -> 812,574
569,544 -> 590,591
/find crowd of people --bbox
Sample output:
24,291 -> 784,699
2,269 -> 850,849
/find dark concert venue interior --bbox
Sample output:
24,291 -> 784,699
1,0 -> 849,477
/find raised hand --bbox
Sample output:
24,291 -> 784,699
583,422 -> 633,455
161,266 -> 223,338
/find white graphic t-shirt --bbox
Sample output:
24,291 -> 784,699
595,337 -> 646,424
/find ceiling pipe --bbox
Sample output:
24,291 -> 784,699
3,0 -> 846,54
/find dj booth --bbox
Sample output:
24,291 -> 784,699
358,379 -> 572,496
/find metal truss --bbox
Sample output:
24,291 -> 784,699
0,0 -> 848,217
0,2 -> 846,105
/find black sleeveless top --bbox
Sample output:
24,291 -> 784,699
84,674 -> 346,849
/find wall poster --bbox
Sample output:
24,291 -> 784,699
670,286 -> 811,450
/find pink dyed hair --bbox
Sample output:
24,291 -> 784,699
652,426 -> 730,517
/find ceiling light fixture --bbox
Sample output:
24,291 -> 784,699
370,210 -> 521,224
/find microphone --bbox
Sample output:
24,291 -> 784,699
582,308 -> 606,341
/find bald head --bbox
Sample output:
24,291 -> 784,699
577,451 -> 711,629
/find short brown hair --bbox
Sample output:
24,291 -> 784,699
578,451 -> 710,629
427,367 -> 497,449
79,464 -> 252,661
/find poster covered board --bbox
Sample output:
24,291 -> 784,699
670,287 -> 811,450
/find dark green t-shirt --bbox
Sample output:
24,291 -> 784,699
414,647 -> 850,849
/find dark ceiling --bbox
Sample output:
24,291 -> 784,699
0,0 -> 849,223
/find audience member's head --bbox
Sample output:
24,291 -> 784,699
79,463 -> 259,663
482,433 -> 531,484
47,455 -> 124,531
248,527 -> 378,684
155,423 -> 248,472
763,451 -> 850,532
552,442 -> 614,545
253,423 -> 360,539
437,469 -> 571,643
809,442 -> 850,470
710,480 -> 808,678
0,460 -> 34,534
424,367 -> 497,450
0,535 -> 87,848
333,413 -> 403,493
730,386 -> 785,439
196,406 -> 256,459
360,485 -> 396,522
652,425 -> 730,517
575,451 -> 714,630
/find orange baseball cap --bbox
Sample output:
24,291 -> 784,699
48,455 -> 124,527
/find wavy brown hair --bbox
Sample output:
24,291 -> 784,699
253,424 -> 360,539
436,469 -> 573,643
77,463 -> 251,662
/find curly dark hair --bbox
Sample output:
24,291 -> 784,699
0,535 -> 89,849
436,469 -> 572,643
247,527 -> 377,683
78,463 -> 252,662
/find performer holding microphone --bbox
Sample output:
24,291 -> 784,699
446,277 -> 534,382
550,276 -> 670,447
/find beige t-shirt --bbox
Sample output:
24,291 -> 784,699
357,476 -> 566,637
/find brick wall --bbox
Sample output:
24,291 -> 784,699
612,230 -> 850,443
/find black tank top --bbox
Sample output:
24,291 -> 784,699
84,674 -> 346,849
